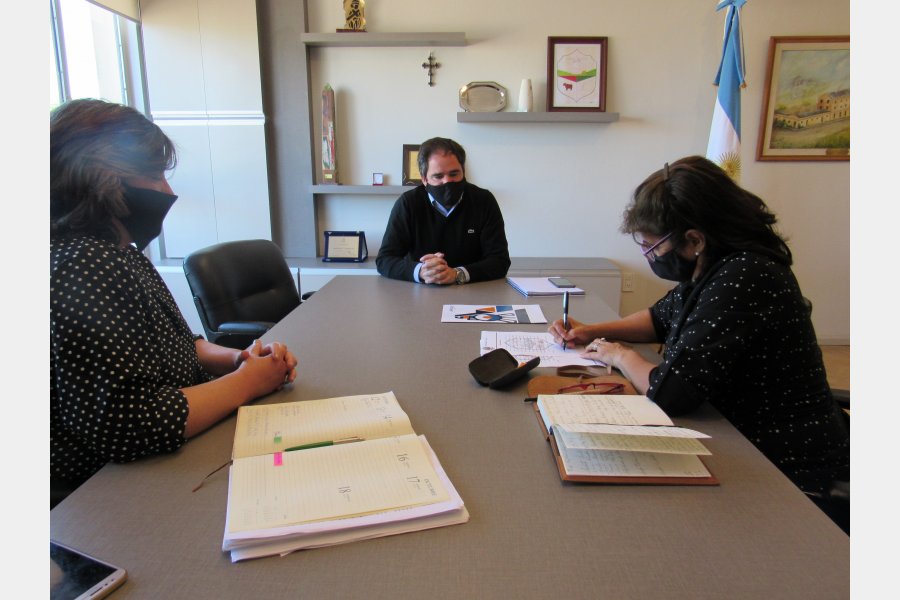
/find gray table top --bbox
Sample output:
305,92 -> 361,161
50,276 -> 849,599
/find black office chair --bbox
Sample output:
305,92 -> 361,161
183,239 -> 301,349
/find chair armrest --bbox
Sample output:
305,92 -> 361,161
218,321 -> 276,337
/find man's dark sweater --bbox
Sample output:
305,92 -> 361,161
376,182 -> 511,282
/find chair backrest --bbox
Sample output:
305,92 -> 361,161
182,239 -> 300,337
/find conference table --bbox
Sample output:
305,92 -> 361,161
50,275 -> 849,599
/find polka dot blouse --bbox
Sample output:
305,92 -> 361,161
646,251 -> 849,494
50,236 -> 211,487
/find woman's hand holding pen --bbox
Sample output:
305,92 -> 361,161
548,317 -> 592,347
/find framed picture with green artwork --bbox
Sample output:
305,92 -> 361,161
546,36 -> 608,112
757,36 -> 850,161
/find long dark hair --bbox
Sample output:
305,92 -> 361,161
50,99 -> 176,242
621,155 -> 792,266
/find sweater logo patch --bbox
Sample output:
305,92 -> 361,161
467,228 -> 475,234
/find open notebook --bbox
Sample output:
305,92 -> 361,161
222,392 -> 468,561
533,394 -> 718,485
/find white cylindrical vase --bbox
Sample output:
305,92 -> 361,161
518,78 -> 533,112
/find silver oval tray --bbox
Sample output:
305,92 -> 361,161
459,81 -> 507,112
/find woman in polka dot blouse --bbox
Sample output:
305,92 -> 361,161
549,156 -> 848,520
50,99 -> 299,506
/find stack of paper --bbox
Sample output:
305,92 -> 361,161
221,392 -> 468,561
507,277 -> 585,297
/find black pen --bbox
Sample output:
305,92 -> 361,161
562,291 -> 570,350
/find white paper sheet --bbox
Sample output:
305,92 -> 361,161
232,392 -> 414,460
226,434 -> 449,534
506,277 -> 586,296
480,331 -> 603,367
555,427 -> 712,455
536,395 -> 675,434
556,444 -> 712,478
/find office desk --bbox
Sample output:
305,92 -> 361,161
50,276 -> 849,599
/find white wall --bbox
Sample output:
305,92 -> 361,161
304,0 -> 849,342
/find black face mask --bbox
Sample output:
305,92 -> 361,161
649,247 -> 697,282
426,179 -> 466,209
120,185 -> 177,251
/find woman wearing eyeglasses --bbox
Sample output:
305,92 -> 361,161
548,155 -> 848,529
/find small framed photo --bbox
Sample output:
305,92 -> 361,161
322,231 -> 368,262
372,172 -> 384,186
402,144 -> 421,185
547,36 -> 608,112
756,36 -> 850,162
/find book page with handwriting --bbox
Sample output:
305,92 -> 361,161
226,434 -> 450,534
537,395 -> 674,433
232,392 -> 414,459
556,427 -> 711,455
556,444 -> 712,478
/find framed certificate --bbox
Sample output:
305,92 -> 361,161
323,231 -> 368,262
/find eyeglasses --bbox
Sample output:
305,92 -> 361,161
634,232 -> 673,263
556,381 -> 626,395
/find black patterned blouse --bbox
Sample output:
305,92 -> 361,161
647,251 -> 849,494
50,236 -> 211,488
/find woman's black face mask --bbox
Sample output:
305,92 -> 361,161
120,185 -> 178,251
649,246 -> 697,282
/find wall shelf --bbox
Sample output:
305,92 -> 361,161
300,32 -> 466,47
457,111 -> 620,123
310,185 -> 414,195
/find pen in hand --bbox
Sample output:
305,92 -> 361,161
562,291 -> 570,350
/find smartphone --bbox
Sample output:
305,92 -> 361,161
548,277 -> 576,288
50,541 -> 127,600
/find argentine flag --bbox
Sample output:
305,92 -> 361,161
706,0 -> 746,180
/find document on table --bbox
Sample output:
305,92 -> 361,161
442,304 -> 547,324
480,331 -> 604,367
226,434 -> 449,534
507,277 -> 585,296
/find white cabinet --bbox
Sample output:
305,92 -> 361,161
140,0 -> 271,258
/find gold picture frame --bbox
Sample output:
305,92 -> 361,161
402,144 -> 421,185
756,36 -> 850,162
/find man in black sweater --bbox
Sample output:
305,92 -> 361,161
376,137 -> 511,284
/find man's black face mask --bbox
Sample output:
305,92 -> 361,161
426,179 -> 466,209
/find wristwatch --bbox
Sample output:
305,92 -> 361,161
454,267 -> 467,285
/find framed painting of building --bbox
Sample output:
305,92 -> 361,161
757,36 -> 850,161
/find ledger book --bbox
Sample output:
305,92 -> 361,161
534,394 -> 718,485
222,392 -> 468,561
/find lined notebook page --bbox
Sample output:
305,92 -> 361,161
556,444 -> 712,478
232,392 -> 414,459
537,395 -> 674,433
227,434 -> 450,534
556,428 -> 711,455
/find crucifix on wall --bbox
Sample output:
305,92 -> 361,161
422,51 -> 440,87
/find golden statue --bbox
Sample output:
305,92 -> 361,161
343,0 -> 366,31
